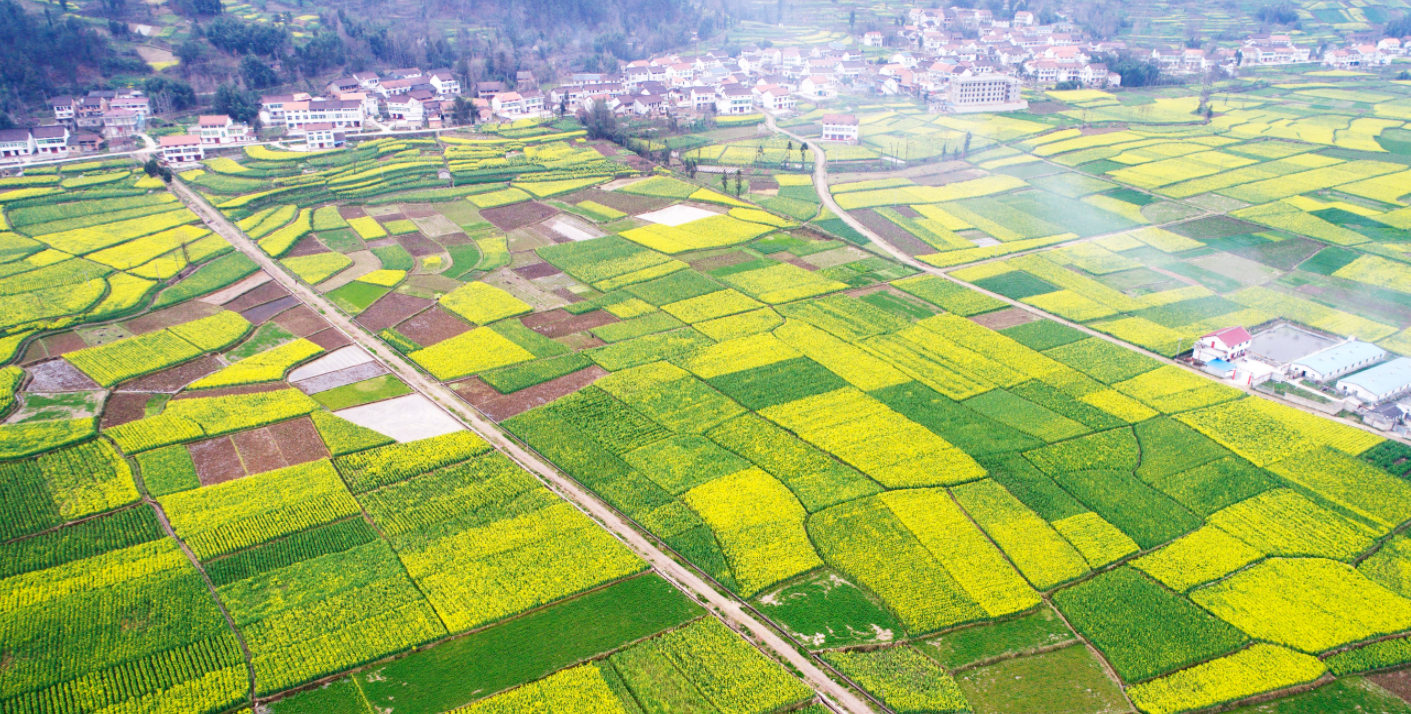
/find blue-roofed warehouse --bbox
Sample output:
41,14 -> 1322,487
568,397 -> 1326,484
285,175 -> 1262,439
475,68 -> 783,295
1290,340 -> 1387,383
1338,357 -> 1411,404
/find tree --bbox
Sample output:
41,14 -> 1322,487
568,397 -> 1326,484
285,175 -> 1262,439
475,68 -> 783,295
142,77 -> 197,111
582,99 -> 619,141
192,0 -> 220,13
451,96 -> 472,125
294,32 -> 344,76
684,158 -> 697,179
1255,2 -> 1299,25
240,54 -> 278,89
1106,51 -> 1162,87
734,170 -> 743,196
849,8 -> 856,33
213,82 -> 259,124
721,171 -> 729,192
1388,13 -> 1411,39
143,157 -> 160,176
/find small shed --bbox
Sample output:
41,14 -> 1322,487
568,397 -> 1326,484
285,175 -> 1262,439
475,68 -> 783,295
1202,358 -> 1234,379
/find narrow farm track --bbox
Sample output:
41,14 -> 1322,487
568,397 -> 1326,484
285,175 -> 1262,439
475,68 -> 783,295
168,180 -> 877,714
764,114 -> 1402,444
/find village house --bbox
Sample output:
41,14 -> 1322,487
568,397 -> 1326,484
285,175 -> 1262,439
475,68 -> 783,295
820,113 -> 859,143
0,128 -> 35,158
158,135 -> 205,163
1193,327 -> 1253,364
302,123 -> 345,150
259,92 -> 312,123
31,126 -> 69,158
284,98 -> 364,133
428,70 -> 462,95
192,114 -> 253,145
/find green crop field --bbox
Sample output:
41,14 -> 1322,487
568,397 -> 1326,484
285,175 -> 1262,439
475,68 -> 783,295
7,73 -> 1411,714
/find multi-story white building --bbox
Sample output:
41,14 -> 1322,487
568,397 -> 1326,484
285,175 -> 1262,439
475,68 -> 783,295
428,70 -> 461,95
820,113 -> 859,143
31,126 -> 69,158
50,96 -> 75,122
259,93 -> 311,123
715,85 -> 755,114
936,73 -> 1026,113
0,129 -> 35,158
193,114 -> 254,145
159,134 -> 205,163
302,123 -> 345,150
284,99 -> 364,134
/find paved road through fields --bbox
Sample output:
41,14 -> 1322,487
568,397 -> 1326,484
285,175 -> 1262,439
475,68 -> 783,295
168,179 -> 878,714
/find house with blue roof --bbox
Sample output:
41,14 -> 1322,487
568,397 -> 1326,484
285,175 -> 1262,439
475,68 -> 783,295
1290,340 -> 1386,383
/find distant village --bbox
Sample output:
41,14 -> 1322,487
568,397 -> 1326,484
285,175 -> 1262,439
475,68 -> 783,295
0,4 -> 1408,165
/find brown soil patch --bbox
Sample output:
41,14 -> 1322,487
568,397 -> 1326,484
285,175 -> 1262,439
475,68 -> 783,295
283,234 -> 330,258
20,340 -> 48,365
397,306 -> 471,345
356,292 -> 435,332
40,333 -> 89,358
449,376 -> 500,407
553,288 -> 586,304
474,365 -> 608,421
912,168 -> 986,187
521,309 -> 571,329
555,333 -> 605,350
512,262 -> 563,280
174,382 -> 288,400
877,228 -> 933,258
397,233 -> 443,257
892,205 -> 921,218
531,310 -> 619,339
102,389 -> 148,428
481,201 -> 560,232
783,257 -> 819,272
118,355 -> 223,393
853,209 -> 917,244
593,144 -> 619,157
273,305 -> 330,337
970,307 -> 1037,330
224,281 -> 290,313
101,392 -> 149,429
242,295 -> 300,325
439,232 -> 473,245
26,360 -> 99,392
407,274 -> 463,293
1371,670 -> 1411,703
567,190 -> 672,215
190,437 -> 246,486
293,361 -> 388,394
307,328 -> 353,350
374,212 -> 407,223
403,205 -> 439,218
750,176 -> 779,191
232,427 -> 289,474
268,417 -> 329,465
122,301 -> 223,335
337,205 -> 366,219
1024,101 -> 1068,115
690,251 -> 753,271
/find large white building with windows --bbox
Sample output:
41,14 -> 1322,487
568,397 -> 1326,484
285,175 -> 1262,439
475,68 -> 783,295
936,73 -> 1026,113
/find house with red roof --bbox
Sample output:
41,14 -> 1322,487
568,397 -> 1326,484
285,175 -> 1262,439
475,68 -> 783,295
1194,327 -> 1252,363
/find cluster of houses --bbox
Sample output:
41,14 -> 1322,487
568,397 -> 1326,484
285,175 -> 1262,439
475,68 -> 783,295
1194,324 -> 1411,431
156,114 -> 257,164
0,89 -> 150,160
1322,36 -> 1408,67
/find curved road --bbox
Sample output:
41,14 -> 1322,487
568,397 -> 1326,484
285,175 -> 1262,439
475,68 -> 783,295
167,179 -> 876,714
764,114 -> 1395,443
